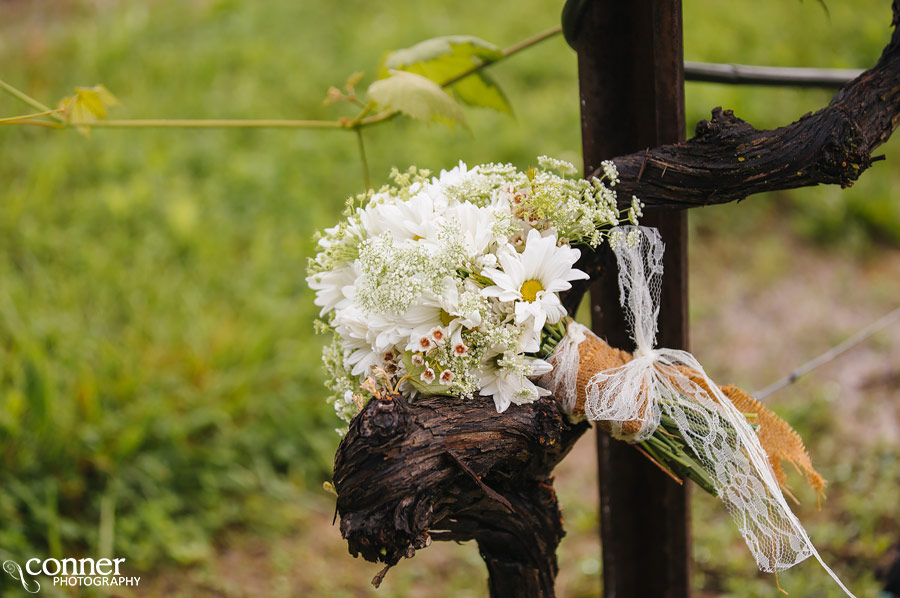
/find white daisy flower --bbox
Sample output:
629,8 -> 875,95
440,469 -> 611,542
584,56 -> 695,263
342,336 -> 381,378
357,308 -> 410,354
367,300 -> 443,355
481,229 -> 588,346
335,303 -> 407,374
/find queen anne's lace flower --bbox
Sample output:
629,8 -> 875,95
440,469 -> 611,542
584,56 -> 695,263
307,158 -> 634,427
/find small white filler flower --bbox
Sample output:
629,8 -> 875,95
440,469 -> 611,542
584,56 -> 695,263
478,355 -> 553,413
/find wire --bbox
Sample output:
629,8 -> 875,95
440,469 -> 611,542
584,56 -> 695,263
684,61 -> 863,89
753,305 -> 900,400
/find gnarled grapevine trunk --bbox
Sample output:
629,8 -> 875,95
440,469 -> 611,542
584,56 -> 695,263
333,393 -> 587,597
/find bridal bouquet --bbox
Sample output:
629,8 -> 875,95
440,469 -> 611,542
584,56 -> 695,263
307,157 -> 639,422
308,158 -> 854,596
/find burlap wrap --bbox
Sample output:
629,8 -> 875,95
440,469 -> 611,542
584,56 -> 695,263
555,331 -> 826,497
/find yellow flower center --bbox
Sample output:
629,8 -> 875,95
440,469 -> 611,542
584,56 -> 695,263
439,309 -> 453,327
520,279 -> 544,302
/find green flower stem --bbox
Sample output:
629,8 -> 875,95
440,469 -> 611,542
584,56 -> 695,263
538,320 -> 568,358
347,100 -> 377,128
501,25 -> 561,59
641,430 -> 718,495
638,436 -> 670,469
0,118 -> 63,129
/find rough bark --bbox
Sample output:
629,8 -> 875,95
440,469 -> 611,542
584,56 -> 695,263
334,392 -> 588,597
334,3 -> 900,596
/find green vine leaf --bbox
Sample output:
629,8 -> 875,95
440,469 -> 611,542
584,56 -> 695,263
367,70 -> 468,129
57,85 -> 120,136
379,35 -> 512,114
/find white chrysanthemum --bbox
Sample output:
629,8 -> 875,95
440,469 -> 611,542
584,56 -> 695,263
333,306 -> 383,377
481,229 -> 588,349
306,264 -> 357,317
434,160 -> 470,190
359,189 -> 444,243
442,202 -> 499,259
479,355 -> 553,413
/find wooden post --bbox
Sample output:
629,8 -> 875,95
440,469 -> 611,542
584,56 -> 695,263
574,1 -> 691,597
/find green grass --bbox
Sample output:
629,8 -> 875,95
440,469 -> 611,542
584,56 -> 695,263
1,0 -> 899,594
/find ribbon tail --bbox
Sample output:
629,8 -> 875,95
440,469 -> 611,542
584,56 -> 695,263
809,546 -> 857,597
656,349 -> 855,597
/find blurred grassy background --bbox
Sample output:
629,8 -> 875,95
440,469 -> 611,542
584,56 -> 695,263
1,0 -> 899,596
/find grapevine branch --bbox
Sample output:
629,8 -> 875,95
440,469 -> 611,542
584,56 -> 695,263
0,26 -> 561,132
336,3 -> 900,597
0,26 -> 561,189
600,7 -> 900,209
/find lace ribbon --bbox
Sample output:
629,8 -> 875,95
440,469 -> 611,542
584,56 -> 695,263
546,226 -> 854,596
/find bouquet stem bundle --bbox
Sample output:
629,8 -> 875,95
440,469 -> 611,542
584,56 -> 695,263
538,319 -> 824,501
